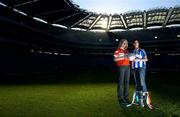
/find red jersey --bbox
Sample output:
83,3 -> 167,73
114,48 -> 130,66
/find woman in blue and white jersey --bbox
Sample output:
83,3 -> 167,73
131,39 -> 148,107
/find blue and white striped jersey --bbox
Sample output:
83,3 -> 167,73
131,49 -> 147,69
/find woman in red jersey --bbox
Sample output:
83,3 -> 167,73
114,39 -> 131,106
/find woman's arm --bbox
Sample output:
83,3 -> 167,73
141,56 -> 148,62
133,56 -> 148,62
114,53 -> 125,61
134,49 -> 148,62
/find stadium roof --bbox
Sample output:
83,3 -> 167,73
0,0 -> 180,32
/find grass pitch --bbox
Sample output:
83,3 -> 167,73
0,72 -> 179,117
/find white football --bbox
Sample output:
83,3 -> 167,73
129,55 -> 135,61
